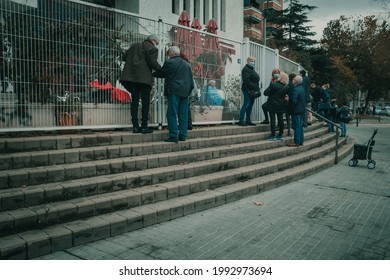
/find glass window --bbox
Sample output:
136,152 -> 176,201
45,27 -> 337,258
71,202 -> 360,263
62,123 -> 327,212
203,0 -> 210,23
220,0 -> 225,31
172,0 -> 179,14
194,0 -> 200,19
212,0 -> 216,19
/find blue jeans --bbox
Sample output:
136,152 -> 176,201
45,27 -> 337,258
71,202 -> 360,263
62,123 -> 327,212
340,121 -> 346,137
239,89 -> 255,123
167,94 -> 189,139
292,113 -> 304,145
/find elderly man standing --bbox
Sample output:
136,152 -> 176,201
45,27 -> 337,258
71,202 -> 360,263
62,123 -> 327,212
287,75 -> 307,147
153,46 -> 194,143
120,34 -> 161,134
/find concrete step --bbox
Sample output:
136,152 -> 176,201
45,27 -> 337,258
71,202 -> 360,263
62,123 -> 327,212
0,127 -> 329,210
0,141 -> 354,259
0,125 -> 269,154
0,124 -> 324,190
0,133 -> 345,236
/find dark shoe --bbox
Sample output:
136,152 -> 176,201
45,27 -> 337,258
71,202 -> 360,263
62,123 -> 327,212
133,127 -> 141,133
141,127 -> 153,134
246,122 -> 256,126
179,138 -> 186,141
287,143 -> 299,147
260,120 -> 269,124
275,135 -> 284,141
164,138 -> 178,143
238,122 -> 247,126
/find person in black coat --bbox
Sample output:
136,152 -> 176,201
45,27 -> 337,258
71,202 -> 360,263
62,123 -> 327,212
264,72 -> 289,140
239,56 -> 261,126
153,46 -> 194,143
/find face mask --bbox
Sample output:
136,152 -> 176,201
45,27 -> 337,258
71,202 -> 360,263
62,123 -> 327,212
249,62 -> 255,67
273,74 -> 280,79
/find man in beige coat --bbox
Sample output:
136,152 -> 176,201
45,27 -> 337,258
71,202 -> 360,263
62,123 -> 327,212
120,34 -> 161,133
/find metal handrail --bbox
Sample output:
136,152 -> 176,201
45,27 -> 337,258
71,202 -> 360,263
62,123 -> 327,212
306,108 -> 342,164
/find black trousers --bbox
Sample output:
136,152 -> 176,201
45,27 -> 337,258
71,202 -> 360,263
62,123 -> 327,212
122,81 -> 151,128
262,102 -> 269,121
269,111 -> 284,136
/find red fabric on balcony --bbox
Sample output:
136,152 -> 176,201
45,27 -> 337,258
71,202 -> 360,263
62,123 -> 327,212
204,19 -> 224,77
191,18 -> 203,58
175,11 -> 192,60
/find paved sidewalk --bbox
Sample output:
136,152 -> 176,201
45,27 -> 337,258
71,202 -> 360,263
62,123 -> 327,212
35,122 -> 390,260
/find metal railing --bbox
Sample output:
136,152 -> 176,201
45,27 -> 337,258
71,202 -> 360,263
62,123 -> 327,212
306,108 -> 342,164
0,0 -> 304,133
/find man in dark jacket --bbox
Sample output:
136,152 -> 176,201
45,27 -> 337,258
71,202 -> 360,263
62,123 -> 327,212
153,46 -> 194,143
288,75 -> 307,147
120,34 -> 161,134
239,56 -> 261,126
299,69 -> 312,127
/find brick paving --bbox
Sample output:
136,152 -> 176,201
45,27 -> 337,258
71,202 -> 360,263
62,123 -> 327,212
34,122 -> 390,260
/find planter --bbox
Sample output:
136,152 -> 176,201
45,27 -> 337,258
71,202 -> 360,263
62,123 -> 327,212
82,103 -> 131,125
191,105 -> 223,123
57,112 -> 78,126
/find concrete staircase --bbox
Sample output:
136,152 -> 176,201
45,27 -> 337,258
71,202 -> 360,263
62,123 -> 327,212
0,122 -> 354,259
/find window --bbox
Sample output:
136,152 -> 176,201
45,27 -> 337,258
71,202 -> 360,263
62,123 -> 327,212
194,0 -> 200,19
184,0 -> 191,14
220,0 -> 226,31
212,0 -> 216,19
172,0 -> 179,14
203,0 -> 210,23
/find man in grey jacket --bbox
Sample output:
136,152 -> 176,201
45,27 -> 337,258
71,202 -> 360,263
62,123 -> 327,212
288,75 -> 307,147
120,34 -> 161,134
153,46 -> 194,143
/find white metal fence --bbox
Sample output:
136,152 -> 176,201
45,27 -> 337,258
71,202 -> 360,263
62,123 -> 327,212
0,0 -> 302,132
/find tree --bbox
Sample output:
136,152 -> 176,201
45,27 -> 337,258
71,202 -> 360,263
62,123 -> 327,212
320,15 -> 390,110
267,0 -> 317,51
374,0 -> 390,12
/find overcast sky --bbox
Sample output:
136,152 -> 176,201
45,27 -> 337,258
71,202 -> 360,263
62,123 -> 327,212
298,0 -> 386,40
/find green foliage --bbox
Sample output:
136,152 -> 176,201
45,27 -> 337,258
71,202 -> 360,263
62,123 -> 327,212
267,0 -> 317,51
320,15 -> 390,106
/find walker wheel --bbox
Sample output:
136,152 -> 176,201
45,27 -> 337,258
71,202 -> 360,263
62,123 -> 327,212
348,159 -> 358,167
367,160 -> 376,169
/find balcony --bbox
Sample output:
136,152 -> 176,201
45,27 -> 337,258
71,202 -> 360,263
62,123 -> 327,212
244,6 -> 263,25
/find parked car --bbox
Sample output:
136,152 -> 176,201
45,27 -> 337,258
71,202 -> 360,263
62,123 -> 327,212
374,107 -> 382,115
382,106 -> 390,116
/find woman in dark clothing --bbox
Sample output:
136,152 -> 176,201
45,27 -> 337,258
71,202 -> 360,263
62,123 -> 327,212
239,56 -> 261,126
264,72 -> 289,140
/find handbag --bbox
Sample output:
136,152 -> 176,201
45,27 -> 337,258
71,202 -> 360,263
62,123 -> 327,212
248,88 -> 261,99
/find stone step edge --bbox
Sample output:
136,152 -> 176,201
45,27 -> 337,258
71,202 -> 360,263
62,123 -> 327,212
0,130 -> 335,211
0,122 -> 323,170
0,125 -> 328,190
0,136 -> 348,237
0,128 -> 274,171
0,141 -> 354,260
0,124 -> 274,154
